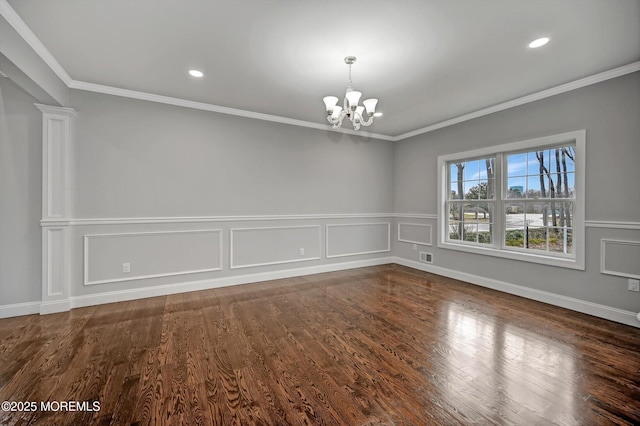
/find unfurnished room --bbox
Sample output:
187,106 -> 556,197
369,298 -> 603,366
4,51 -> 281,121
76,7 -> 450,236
1,0 -> 639,424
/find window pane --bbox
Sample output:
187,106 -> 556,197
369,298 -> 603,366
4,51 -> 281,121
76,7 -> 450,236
449,203 -> 464,221
507,177 -> 525,198
528,151 -> 541,175
450,162 -> 465,181
526,175 -> 549,198
463,224 -> 478,243
526,226 -> 548,251
464,160 -> 479,181
464,181 -> 479,199
507,153 -> 527,177
449,222 -> 462,240
565,172 -> 575,196
505,202 -> 525,248
480,180 -> 494,200
450,181 -> 462,199
549,227 -> 573,254
562,147 -> 575,172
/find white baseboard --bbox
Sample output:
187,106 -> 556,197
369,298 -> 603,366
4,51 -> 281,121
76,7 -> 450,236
0,300 -> 41,319
3,256 -> 637,329
39,299 -> 72,315
70,257 -> 394,309
393,257 -> 640,328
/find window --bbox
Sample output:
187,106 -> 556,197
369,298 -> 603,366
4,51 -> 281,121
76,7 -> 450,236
438,131 -> 585,270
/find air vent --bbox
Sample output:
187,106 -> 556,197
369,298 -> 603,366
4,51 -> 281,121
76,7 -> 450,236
419,251 -> 433,263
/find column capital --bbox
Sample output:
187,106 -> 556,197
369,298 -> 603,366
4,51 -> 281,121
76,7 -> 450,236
34,103 -> 77,116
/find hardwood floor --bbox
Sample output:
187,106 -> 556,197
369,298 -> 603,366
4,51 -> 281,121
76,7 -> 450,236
1,264 -> 639,425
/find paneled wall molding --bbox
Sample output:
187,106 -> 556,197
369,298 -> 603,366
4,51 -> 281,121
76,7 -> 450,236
84,229 -> 223,286
326,222 -> 391,258
398,223 -> 432,246
36,104 -> 76,314
230,225 -> 322,269
600,239 -> 640,279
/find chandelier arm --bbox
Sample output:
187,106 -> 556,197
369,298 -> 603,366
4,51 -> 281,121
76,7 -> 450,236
359,113 -> 374,127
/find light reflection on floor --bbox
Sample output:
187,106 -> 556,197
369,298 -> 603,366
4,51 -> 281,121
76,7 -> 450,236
438,301 -> 578,424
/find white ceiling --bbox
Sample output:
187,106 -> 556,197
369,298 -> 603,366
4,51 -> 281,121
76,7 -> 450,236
7,0 -> 640,137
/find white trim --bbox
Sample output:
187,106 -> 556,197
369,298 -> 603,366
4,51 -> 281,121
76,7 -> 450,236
38,215 -> 640,231
68,81 -> 394,141
437,130 -> 586,271
34,104 -> 77,116
393,257 -> 640,328
586,220 -> 640,230
83,229 -> 223,285
0,0 -> 73,85
3,0 -> 637,141
600,239 -> 640,280
0,301 -> 41,319
70,257 -> 393,310
39,298 -> 71,315
394,213 -> 438,220
394,62 -> 640,141
229,225 -> 321,269
40,213 -> 395,227
397,223 -> 432,246
326,222 -> 391,259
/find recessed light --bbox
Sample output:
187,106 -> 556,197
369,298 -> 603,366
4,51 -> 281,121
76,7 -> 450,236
529,37 -> 550,48
373,112 -> 383,117
188,69 -> 204,78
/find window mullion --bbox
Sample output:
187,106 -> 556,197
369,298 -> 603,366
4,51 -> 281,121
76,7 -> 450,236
494,152 -> 503,250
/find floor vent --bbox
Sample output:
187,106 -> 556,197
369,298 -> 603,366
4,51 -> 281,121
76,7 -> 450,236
419,251 -> 433,263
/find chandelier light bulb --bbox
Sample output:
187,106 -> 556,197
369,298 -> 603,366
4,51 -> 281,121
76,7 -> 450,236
363,98 -> 378,115
331,106 -> 343,120
323,96 -> 339,113
345,91 -> 362,109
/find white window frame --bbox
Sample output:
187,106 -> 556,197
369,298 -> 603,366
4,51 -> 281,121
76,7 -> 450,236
437,130 -> 585,270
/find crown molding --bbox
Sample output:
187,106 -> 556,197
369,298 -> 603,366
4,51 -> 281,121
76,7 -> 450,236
0,0 -> 73,85
393,61 -> 640,141
68,80 -> 395,141
3,0 -> 638,142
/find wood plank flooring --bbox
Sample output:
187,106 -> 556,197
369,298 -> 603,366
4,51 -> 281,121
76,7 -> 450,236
1,264 -> 639,425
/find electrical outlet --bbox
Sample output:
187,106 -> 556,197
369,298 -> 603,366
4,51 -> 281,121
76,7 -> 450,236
122,263 -> 131,273
629,279 -> 640,292
299,248 -> 305,256
419,251 -> 432,264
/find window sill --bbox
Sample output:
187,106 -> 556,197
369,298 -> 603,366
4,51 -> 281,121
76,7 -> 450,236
437,240 -> 585,270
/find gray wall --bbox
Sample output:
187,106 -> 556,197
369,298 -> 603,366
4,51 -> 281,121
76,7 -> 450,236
393,72 -> 640,312
70,90 -> 394,218
66,90 -> 395,298
0,76 -> 42,305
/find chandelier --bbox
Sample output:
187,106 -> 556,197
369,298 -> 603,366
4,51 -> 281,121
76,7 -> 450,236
323,56 -> 379,130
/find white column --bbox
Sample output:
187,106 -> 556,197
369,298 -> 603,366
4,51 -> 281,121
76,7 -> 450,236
35,104 -> 76,314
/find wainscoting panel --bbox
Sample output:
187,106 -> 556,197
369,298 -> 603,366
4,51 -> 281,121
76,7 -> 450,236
84,229 -> 222,285
398,223 -> 432,246
45,227 -> 65,296
326,223 -> 391,258
230,225 -> 321,269
601,239 -> 640,279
